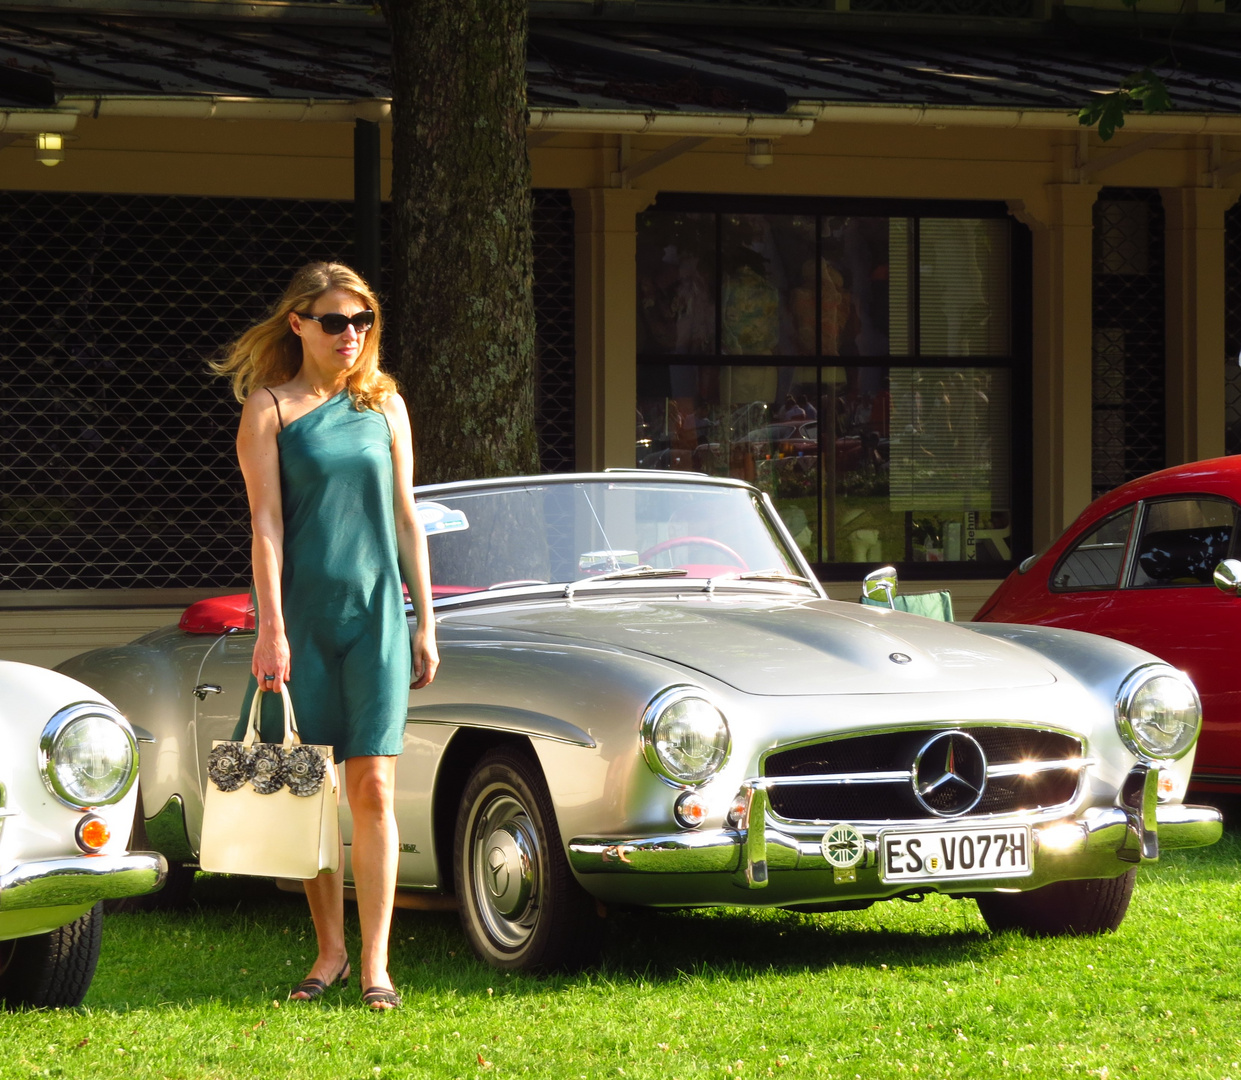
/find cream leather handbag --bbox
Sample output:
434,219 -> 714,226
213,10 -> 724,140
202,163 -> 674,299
198,688 -> 340,879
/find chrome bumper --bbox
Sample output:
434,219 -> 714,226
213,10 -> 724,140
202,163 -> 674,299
0,852 -> 167,912
568,767 -> 1223,892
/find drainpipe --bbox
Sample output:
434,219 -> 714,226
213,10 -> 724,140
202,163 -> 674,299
43,95 -> 1241,137
0,110 -> 79,133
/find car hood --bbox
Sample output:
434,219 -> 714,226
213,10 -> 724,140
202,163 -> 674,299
442,595 -> 1058,696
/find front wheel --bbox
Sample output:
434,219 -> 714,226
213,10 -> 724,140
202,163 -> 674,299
975,869 -> 1136,936
0,903 -> 104,1009
453,749 -> 598,971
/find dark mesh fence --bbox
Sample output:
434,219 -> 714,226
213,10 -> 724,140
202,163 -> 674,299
0,189 -> 575,590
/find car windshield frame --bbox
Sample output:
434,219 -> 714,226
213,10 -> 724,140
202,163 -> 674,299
413,472 -> 822,606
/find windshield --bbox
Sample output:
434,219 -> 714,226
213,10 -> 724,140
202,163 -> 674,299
419,479 -> 806,598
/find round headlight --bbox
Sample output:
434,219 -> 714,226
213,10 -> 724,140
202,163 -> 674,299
39,702 -> 138,808
1116,667 -> 1201,761
641,687 -> 731,786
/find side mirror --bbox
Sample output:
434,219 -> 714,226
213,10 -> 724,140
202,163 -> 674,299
1213,559 -> 1241,597
862,565 -> 898,607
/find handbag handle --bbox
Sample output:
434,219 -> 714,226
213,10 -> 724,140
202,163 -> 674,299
242,686 -> 304,750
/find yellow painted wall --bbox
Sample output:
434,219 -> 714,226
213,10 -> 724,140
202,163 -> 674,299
2,115 -> 1240,655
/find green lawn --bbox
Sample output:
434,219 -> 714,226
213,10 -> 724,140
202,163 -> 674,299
4,818 -> 1240,1080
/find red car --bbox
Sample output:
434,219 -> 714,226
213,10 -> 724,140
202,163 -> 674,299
976,456 -> 1241,792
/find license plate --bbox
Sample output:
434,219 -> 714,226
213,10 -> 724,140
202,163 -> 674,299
879,825 -> 1032,883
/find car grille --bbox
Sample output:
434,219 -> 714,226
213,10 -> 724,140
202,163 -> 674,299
763,726 -> 1084,823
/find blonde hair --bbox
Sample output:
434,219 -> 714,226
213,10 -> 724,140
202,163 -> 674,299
212,261 -> 397,411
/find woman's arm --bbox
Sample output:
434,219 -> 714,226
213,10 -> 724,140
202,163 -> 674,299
384,394 -> 439,689
237,391 -> 291,690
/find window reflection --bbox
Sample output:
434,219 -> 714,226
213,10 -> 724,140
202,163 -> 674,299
634,206 -> 1017,569
637,365 -> 1012,568
636,213 -> 716,355
720,215 -> 815,355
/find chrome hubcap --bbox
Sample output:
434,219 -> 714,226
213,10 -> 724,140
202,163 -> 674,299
470,790 -> 541,949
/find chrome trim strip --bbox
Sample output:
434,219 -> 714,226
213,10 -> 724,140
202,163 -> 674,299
985,757 -> 1092,778
764,770 -> 911,786
759,722 -> 1085,774
763,758 -> 1091,788
567,804 -> 1222,879
0,852 -> 167,912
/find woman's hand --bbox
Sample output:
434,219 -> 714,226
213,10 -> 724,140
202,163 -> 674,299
411,625 -> 438,690
253,626 -> 292,692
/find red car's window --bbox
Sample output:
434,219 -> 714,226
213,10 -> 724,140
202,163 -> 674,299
1050,508 -> 1133,591
1128,497 -> 1238,588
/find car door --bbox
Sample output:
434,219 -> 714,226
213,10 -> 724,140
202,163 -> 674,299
1033,506 -> 1136,634
1101,496 -> 1241,783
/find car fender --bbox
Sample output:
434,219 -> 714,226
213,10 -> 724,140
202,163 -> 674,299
56,632 -> 208,847
963,621 -> 1200,795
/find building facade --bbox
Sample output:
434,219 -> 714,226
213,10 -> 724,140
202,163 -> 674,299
3,0 -> 1241,664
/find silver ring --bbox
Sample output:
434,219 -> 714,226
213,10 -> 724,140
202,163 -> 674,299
263,675 -> 275,681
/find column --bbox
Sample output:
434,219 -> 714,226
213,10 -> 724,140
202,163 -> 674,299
1009,184 -> 1100,551
1161,187 -> 1241,465
570,188 -> 656,471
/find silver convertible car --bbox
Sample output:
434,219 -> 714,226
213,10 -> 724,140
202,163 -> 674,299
58,473 -> 1222,971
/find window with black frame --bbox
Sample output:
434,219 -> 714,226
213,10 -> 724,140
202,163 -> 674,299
635,198 -> 1026,579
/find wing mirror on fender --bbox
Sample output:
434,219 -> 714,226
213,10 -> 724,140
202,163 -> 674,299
1212,559 -> 1241,596
862,565 -> 898,607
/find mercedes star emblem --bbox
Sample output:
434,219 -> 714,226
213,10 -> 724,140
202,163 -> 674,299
912,730 -> 987,816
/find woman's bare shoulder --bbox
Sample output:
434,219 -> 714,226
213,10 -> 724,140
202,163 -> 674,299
239,386 -> 282,433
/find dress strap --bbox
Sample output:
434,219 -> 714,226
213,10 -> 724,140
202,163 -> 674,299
266,387 -> 285,432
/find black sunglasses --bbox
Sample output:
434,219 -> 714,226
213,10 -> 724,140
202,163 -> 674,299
296,309 -> 375,335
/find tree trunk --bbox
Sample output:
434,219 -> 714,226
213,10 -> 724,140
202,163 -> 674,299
379,0 -> 538,484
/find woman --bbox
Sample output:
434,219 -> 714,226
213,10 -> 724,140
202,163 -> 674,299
214,262 -> 438,1010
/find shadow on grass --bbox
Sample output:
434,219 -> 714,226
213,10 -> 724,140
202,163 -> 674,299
92,822 -> 1238,1010
127,873 -> 1006,1001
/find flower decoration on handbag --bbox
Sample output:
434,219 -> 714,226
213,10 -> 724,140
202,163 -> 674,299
207,743 -> 255,792
283,744 -> 327,798
250,743 -> 287,794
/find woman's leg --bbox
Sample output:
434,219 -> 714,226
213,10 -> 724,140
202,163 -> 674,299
345,754 -> 400,997
289,761 -> 348,998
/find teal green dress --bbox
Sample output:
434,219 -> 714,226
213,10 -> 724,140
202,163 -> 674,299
237,390 -> 412,760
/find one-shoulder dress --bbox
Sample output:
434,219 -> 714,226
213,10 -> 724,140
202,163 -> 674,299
237,390 -> 412,760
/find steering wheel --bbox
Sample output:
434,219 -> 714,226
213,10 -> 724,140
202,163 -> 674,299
640,536 -> 747,570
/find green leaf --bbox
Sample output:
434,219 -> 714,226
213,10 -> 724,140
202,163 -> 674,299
1078,69 -> 1170,141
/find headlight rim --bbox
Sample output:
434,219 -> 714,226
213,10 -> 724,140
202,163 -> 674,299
38,701 -> 139,809
640,685 -> 731,789
1115,664 -> 1202,763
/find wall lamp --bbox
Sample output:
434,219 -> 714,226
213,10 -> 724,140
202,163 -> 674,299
35,132 -> 64,166
745,138 -> 774,169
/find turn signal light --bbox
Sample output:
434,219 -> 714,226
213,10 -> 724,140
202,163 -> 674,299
75,814 -> 111,852
674,791 -> 709,829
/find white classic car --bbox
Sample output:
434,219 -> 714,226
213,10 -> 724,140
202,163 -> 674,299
58,473 -> 1221,971
0,662 -> 166,1008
